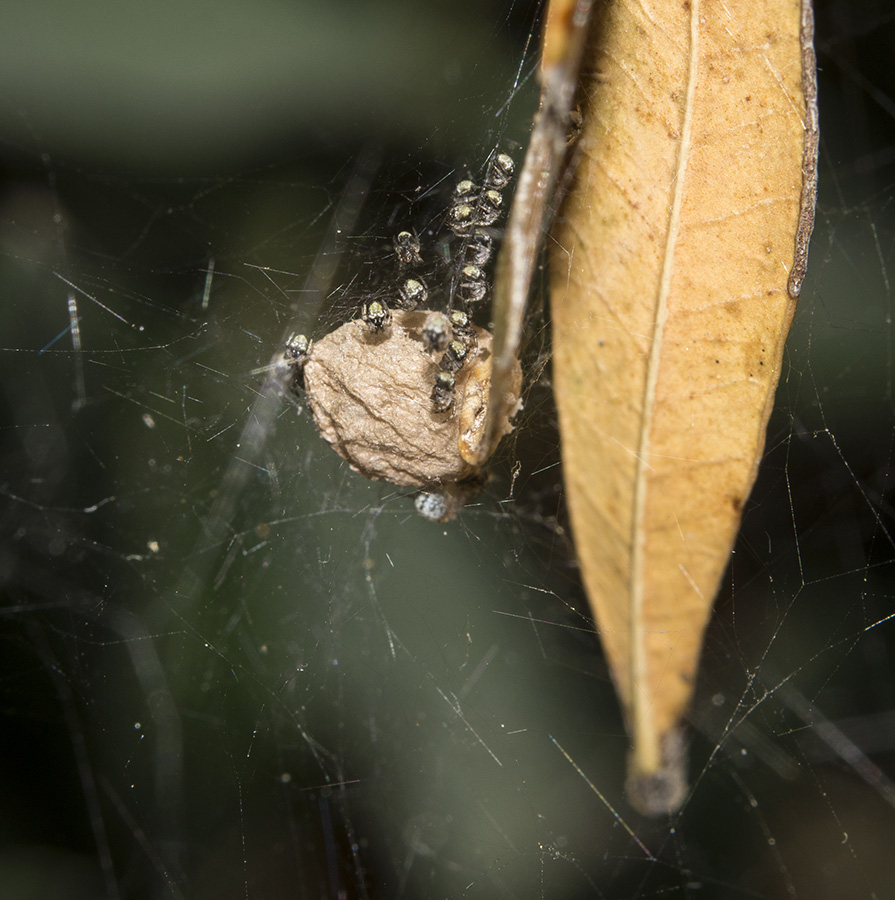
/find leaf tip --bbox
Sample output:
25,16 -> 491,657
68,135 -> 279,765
625,728 -> 688,817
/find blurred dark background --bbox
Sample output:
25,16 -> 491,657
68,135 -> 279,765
2,1 -> 895,899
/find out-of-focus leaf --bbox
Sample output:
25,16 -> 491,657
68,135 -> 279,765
549,0 -> 818,814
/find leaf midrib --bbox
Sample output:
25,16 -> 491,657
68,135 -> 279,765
628,0 -> 701,776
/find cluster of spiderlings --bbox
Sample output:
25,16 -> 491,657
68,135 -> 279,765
353,151 -> 515,411
393,230 -> 430,311
361,230 -> 430,332
423,153 -> 514,411
429,310 -> 479,412
446,155 -> 514,309
447,152 -> 514,240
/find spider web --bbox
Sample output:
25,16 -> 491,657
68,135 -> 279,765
1,1 -> 895,898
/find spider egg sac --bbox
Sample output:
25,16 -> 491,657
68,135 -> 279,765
302,309 -> 521,488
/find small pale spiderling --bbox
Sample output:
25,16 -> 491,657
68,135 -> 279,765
284,332 -> 312,367
449,202 -> 476,236
398,277 -> 428,309
414,491 -> 449,522
476,189 -> 504,227
439,339 -> 470,375
449,309 -> 475,342
453,179 -> 478,202
484,152 -> 515,190
361,298 -> 391,332
464,229 -> 494,267
422,311 -> 452,354
393,230 -> 423,267
457,264 -> 487,305
431,370 -> 457,413
284,332 -> 312,388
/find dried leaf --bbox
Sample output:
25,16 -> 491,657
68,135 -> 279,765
549,0 -> 818,814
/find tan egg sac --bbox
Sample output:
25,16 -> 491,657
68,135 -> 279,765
303,309 -> 521,488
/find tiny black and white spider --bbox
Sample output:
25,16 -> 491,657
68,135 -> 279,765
283,331 -> 312,390
422,311 -> 451,354
431,370 -> 457,414
398,276 -> 428,309
393,229 -> 423,267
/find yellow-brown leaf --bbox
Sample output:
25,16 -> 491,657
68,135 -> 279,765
549,0 -> 817,814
